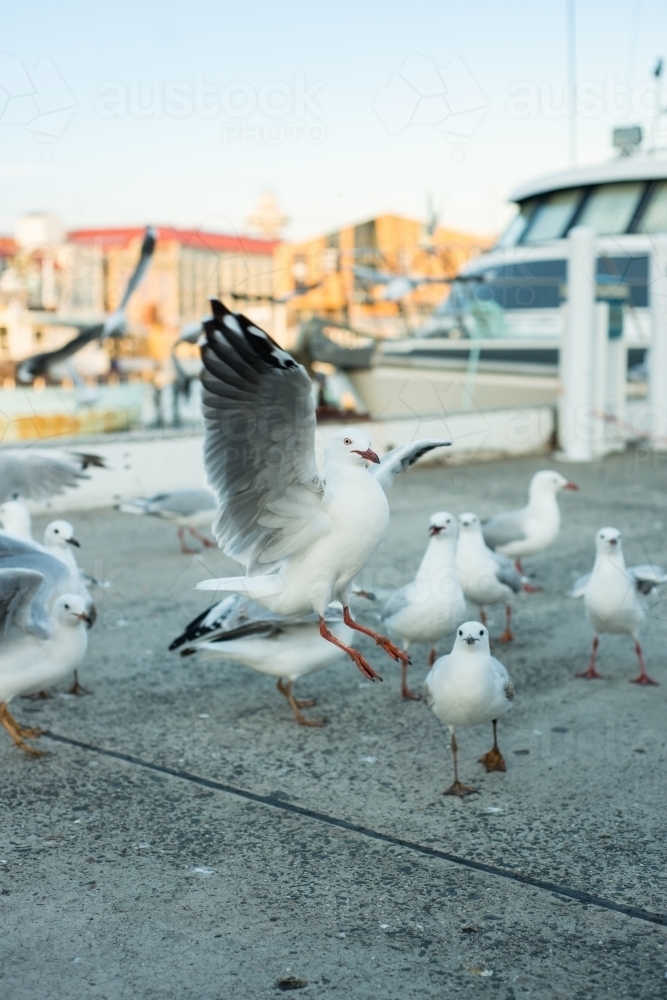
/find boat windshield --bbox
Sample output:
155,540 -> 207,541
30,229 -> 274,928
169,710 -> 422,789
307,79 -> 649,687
576,181 -> 644,235
637,180 -> 667,233
497,199 -> 537,247
521,189 -> 582,243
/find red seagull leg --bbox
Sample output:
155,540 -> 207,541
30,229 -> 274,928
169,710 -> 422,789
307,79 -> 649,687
577,635 -> 603,679
319,617 -> 382,682
496,604 -> 514,644
177,527 -> 199,555
514,558 -> 523,575
342,606 -> 411,667
630,640 -> 659,686
189,528 -> 217,548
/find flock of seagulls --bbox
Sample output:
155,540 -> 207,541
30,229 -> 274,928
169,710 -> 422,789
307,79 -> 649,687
0,300 -> 664,797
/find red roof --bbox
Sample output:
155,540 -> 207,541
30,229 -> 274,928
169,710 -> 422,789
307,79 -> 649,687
67,226 -> 277,256
0,236 -> 16,258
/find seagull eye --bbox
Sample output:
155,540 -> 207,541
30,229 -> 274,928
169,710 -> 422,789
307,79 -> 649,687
458,629 -> 463,636
64,604 -> 70,610
479,630 -> 484,636
343,437 -> 352,446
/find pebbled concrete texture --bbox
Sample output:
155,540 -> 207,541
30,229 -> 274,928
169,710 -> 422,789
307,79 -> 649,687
2,449 -> 667,998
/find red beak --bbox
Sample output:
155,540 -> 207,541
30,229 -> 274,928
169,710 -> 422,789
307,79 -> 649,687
429,525 -> 443,536
352,448 -> 380,464
563,481 -> 579,491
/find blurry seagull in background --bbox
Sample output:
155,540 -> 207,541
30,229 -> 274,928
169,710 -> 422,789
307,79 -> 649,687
117,489 -> 218,553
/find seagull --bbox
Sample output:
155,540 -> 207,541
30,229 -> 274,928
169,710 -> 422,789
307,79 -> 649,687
195,298 -> 451,682
170,596 -> 356,726
482,470 -> 579,575
423,621 -> 515,796
0,569 -> 91,755
0,450 -> 106,505
117,489 -> 218,553
380,511 -> 465,700
571,527 -> 667,685
43,520 -> 96,695
456,513 -> 523,643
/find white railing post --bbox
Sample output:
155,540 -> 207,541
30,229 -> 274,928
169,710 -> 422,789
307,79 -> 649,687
559,226 -> 597,461
648,235 -> 667,449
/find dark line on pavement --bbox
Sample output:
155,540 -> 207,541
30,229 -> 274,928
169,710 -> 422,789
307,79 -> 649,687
45,732 -> 667,928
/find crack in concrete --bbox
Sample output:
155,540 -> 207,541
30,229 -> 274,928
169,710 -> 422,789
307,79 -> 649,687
44,731 -> 667,928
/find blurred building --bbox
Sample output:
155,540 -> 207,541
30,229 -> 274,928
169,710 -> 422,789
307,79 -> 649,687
274,213 -> 490,338
0,214 -> 278,381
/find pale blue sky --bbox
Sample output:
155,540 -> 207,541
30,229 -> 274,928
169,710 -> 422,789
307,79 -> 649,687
1,0 -> 666,240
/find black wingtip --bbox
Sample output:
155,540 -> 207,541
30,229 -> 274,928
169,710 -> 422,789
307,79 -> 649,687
210,298 -> 234,320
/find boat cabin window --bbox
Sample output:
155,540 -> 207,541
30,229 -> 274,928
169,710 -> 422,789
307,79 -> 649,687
497,199 -> 537,247
575,181 -> 644,235
521,188 -> 582,243
637,180 -> 667,233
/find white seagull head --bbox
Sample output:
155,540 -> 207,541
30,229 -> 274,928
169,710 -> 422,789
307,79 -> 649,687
530,470 -> 579,498
55,594 -> 92,629
458,512 -> 482,535
325,428 -> 380,468
595,526 -> 622,556
44,519 -> 80,549
454,620 -> 490,654
428,511 -> 457,538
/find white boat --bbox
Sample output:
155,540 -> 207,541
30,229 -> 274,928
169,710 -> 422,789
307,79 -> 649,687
384,132 -> 667,374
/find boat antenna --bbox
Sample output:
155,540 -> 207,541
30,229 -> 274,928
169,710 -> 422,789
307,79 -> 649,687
567,0 -> 577,167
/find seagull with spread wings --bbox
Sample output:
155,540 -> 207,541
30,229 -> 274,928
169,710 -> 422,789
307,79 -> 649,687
195,299 -> 451,682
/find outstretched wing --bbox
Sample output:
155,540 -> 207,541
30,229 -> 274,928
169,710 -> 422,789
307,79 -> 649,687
482,509 -> 526,550
369,439 -> 451,493
0,450 -> 90,503
201,299 -> 329,573
629,564 -> 667,596
0,567 -> 46,637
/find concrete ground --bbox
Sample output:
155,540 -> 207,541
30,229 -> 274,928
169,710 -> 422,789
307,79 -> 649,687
2,449 -> 667,999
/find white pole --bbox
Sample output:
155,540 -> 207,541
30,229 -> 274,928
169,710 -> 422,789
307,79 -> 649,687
648,235 -> 667,448
559,226 -> 596,461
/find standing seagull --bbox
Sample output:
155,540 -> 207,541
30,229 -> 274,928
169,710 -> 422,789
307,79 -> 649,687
456,513 -> 523,643
482,470 -> 579,575
381,511 -> 465,699
423,621 -> 514,796
117,489 -> 217,553
43,520 -> 96,694
195,299 -> 451,681
572,527 -> 667,685
0,569 -> 91,755
170,596 -> 355,726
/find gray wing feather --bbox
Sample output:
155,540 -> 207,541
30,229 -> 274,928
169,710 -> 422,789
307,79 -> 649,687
201,300 -> 327,573
570,573 -> 591,598
482,509 -> 527,550
493,552 -> 523,593
170,593 -> 341,650
370,439 -> 451,492
0,568 -> 44,637
629,564 -> 667,595
0,450 -> 89,503
0,532 -> 70,635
